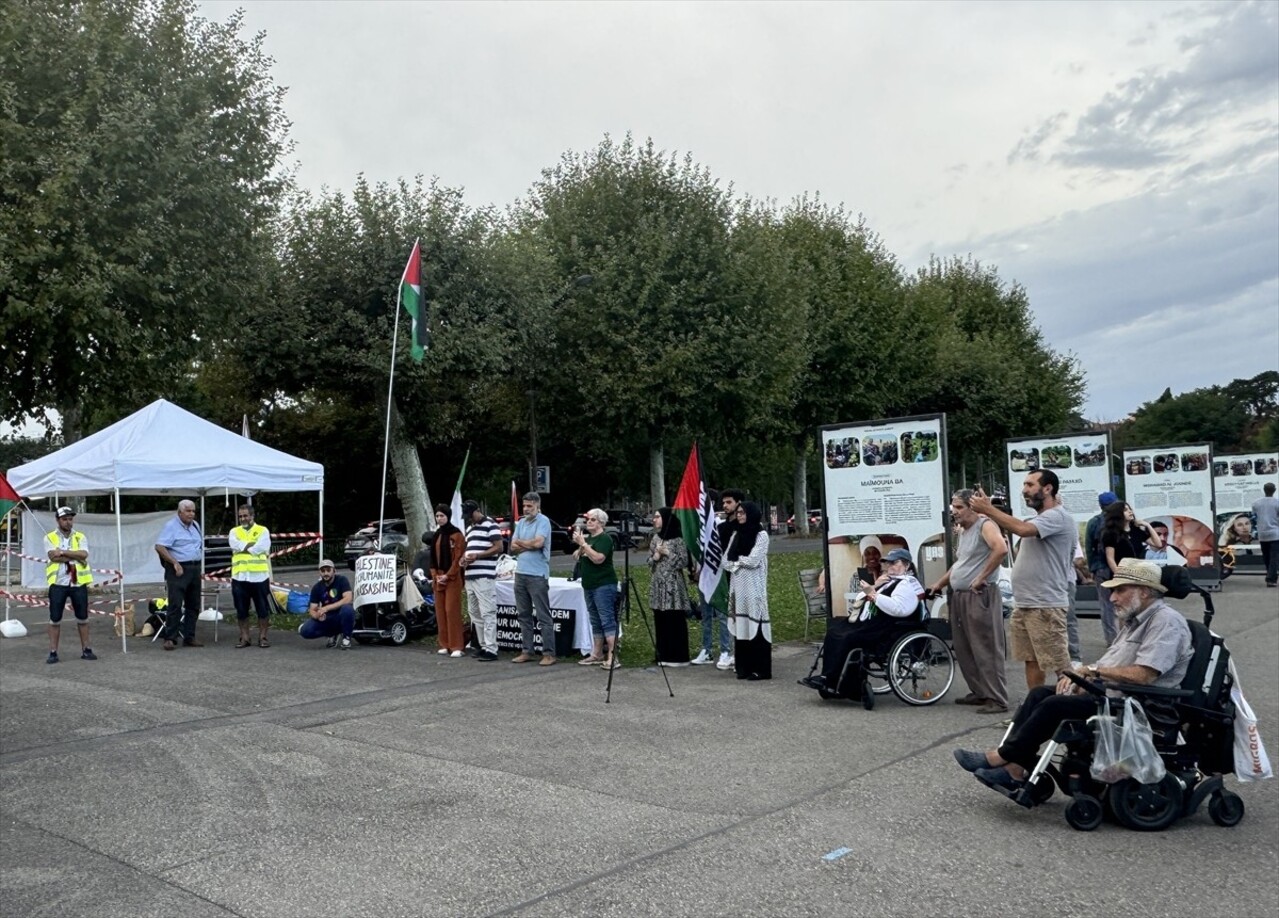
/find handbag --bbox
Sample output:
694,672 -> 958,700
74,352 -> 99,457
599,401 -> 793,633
1089,696 -> 1166,785
1229,662 -> 1273,781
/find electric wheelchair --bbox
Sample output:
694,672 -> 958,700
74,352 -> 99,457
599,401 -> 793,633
993,568 -> 1243,831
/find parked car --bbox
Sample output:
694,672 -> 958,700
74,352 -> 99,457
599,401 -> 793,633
495,515 -> 573,554
787,509 -> 824,533
202,535 -> 234,573
343,518 -> 411,569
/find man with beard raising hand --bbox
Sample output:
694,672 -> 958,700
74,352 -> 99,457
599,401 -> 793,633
971,470 -> 1077,692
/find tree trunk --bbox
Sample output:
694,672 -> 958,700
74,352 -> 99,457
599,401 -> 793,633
649,442 -> 665,509
389,401 -> 432,559
793,449 -> 809,537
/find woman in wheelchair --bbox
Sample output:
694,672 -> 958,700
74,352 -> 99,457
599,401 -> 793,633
800,547 -> 925,698
953,558 -> 1191,794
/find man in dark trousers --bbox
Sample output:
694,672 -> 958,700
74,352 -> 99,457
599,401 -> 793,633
154,499 -> 205,650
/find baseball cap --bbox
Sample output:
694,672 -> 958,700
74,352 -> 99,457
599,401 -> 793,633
56,506 -> 75,518
1098,491 -> 1119,508
318,559 -> 335,569
883,548 -> 912,564
461,500 -> 479,516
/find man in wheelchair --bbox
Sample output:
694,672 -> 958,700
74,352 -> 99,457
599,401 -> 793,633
799,547 -> 925,699
953,558 -> 1191,794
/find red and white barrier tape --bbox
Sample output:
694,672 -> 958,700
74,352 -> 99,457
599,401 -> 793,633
203,536 -> 323,580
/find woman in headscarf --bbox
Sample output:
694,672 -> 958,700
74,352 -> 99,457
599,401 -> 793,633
428,503 -> 466,657
725,501 -> 771,680
649,507 -> 691,666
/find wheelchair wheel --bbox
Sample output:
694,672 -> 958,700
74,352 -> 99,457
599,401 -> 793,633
1065,794 -> 1103,831
1108,774 -> 1184,831
388,616 -> 410,645
887,633 -> 955,705
1208,790 -> 1245,827
861,679 -> 874,710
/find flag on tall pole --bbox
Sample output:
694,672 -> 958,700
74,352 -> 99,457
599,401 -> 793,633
0,472 -> 21,519
400,240 -> 426,362
672,443 -> 727,611
449,447 -> 471,527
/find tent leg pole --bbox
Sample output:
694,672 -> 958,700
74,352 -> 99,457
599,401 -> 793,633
319,490 -> 324,566
116,488 -> 127,654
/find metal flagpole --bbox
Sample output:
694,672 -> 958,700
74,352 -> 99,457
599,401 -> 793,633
377,285 -> 402,550
378,243 -> 416,550
115,487 -> 127,653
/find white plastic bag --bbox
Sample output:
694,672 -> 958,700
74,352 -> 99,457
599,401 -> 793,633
1229,662 -> 1273,781
1089,696 -> 1166,785
495,554 -> 517,579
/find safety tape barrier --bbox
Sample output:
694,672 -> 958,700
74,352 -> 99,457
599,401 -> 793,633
1,548 -> 123,589
203,536 -> 324,586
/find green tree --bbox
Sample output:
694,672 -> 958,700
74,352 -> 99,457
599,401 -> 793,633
522,135 -> 803,508
771,197 -> 907,532
904,257 -> 1086,486
0,0 -> 289,440
1113,371 -> 1279,454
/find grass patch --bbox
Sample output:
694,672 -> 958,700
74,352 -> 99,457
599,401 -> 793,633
266,551 -> 828,665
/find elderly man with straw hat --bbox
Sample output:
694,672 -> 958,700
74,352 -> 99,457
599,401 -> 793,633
951,558 -> 1192,795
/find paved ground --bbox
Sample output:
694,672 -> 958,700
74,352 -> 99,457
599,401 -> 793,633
1,575 -> 1275,917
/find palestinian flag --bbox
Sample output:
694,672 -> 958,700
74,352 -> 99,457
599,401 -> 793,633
672,444 -> 727,611
400,240 -> 426,362
449,447 -> 471,528
0,472 -> 20,519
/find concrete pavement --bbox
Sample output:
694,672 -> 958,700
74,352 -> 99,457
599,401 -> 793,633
1,574 -> 1275,917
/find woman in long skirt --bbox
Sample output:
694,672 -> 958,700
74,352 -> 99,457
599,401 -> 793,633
649,507 -> 691,666
726,501 -> 770,680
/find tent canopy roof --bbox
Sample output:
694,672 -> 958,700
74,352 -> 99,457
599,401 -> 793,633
8,400 -> 325,498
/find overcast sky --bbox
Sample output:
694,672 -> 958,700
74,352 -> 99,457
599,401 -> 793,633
199,0 -> 1278,422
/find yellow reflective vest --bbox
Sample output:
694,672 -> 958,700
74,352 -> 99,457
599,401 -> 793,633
230,523 -> 270,579
45,530 -> 92,586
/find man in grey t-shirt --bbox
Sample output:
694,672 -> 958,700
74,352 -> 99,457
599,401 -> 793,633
972,469 -> 1077,691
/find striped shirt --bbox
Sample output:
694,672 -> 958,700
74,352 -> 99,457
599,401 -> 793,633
464,517 -> 502,580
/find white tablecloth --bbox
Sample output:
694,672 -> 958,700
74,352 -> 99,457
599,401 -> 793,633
494,577 -> 592,655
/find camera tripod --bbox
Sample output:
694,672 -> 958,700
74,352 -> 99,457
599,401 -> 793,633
604,525 -> 673,703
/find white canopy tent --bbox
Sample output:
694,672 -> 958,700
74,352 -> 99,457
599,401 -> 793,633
6,399 -> 325,649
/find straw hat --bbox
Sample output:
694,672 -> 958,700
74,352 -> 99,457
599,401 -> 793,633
1100,558 -> 1166,592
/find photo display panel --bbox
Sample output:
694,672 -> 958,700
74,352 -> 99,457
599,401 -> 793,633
820,414 -> 948,618
1213,451 -> 1279,571
1123,443 -> 1218,582
1005,433 -> 1112,542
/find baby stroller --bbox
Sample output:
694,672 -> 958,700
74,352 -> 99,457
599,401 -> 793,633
996,566 -> 1242,831
351,572 -> 437,646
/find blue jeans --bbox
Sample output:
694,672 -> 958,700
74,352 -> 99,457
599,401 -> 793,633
585,583 -> 619,638
699,599 -> 729,654
1096,585 -> 1117,647
299,605 -> 355,639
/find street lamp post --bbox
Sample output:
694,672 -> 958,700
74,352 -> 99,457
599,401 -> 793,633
527,274 -> 593,493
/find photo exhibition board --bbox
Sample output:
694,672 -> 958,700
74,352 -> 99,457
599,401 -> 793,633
1004,433 -> 1112,538
1122,443 -> 1219,585
819,414 -> 948,619
1212,451 -> 1279,571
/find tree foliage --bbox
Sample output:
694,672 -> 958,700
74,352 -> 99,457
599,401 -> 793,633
0,0 -> 289,436
1113,371 -> 1278,454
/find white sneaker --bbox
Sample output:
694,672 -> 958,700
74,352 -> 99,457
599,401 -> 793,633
339,636 -> 352,649
715,652 -> 734,670
691,649 -> 712,665
449,650 -> 465,658
437,648 -> 449,655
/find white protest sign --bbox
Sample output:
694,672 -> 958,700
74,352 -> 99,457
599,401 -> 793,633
354,553 -> 398,609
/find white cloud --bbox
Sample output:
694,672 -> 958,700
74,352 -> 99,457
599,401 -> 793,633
196,0 -> 1279,421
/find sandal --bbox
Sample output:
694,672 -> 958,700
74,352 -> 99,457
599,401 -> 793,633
578,655 -> 605,666
258,637 -> 270,648
235,637 -> 253,649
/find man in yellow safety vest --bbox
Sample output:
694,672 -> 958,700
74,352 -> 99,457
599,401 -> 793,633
229,504 -> 272,648
46,506 -> 95,664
